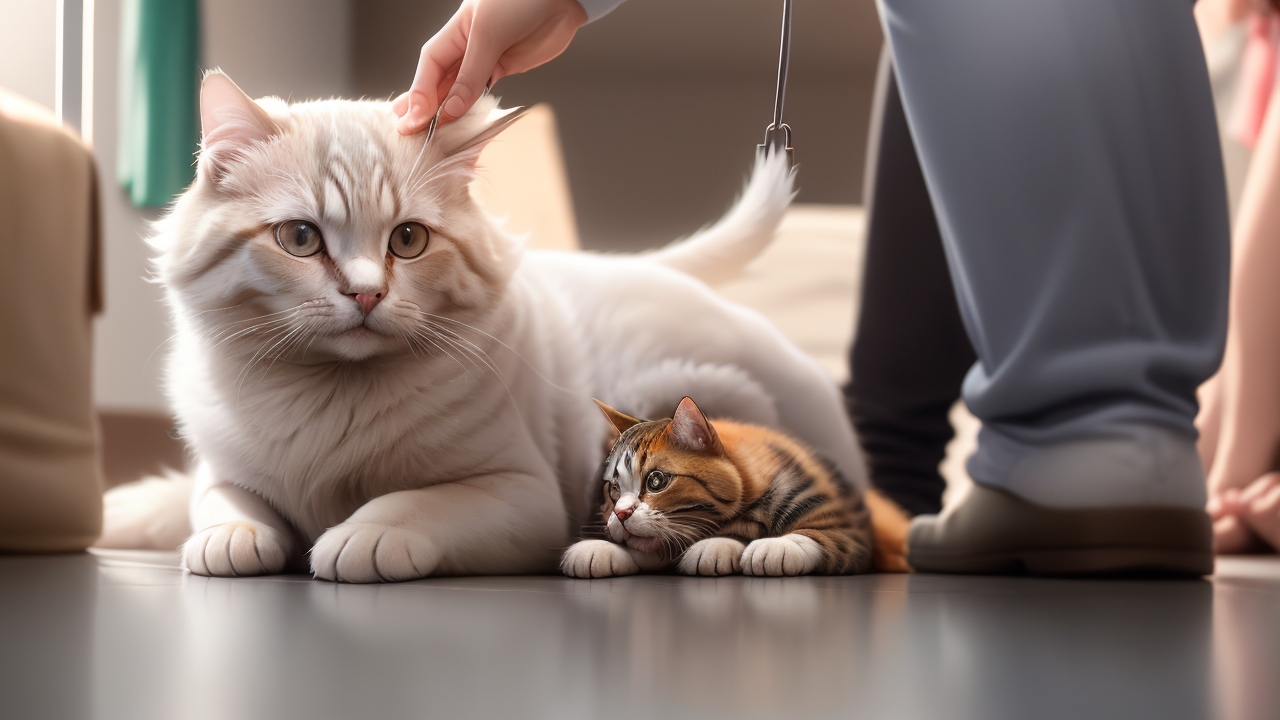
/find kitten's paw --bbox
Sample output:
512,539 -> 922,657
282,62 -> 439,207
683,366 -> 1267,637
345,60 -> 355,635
310,522 -> 440,583
742,534 -> 824,576
677,537 -> 746,576
561,539 -> 640,578
183,521 -> 289,577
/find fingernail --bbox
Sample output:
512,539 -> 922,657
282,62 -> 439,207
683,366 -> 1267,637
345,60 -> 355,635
444,95 -> 465,118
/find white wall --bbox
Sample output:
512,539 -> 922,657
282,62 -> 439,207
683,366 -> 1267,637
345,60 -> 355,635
92,0 -> 353,411
0,0 -> 57,110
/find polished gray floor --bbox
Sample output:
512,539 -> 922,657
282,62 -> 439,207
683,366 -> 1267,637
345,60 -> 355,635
2,550 -> 1278,720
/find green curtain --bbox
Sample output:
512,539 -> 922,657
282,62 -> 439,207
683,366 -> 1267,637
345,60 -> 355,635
117,0 -> 200,208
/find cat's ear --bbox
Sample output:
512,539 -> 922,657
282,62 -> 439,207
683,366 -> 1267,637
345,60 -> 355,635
663,397 -> 723,455
198,70 -> 281,183
594,399 -> 644,441
441,100 -> 530,167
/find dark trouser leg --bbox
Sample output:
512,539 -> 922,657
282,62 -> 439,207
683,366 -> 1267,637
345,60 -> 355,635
845,48 -> 975,517
879,0 -> 1228,574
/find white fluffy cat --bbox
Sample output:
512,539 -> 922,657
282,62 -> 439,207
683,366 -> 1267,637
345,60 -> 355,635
103,71 -> 866,582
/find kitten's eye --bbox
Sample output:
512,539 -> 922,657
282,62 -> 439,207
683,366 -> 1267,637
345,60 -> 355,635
645,470 -> 670,494
606,481 -> 620,501
275,220 -> 323,257
389,222 -> 429,259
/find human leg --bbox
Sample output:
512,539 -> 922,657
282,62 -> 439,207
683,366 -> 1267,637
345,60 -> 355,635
1204,60 -> 1280,553
878,0 -> 1230,573
846,48 -> 975,518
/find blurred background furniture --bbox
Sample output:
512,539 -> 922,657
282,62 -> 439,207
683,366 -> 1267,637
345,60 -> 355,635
0,89 -> 103,550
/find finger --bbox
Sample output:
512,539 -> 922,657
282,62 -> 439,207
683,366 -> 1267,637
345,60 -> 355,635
1221,487 -> 1244,515
1207,493 -> 1227,520
392,74 -> 456,117
1246,481 -> 1280,517
397,31 -> 466,135
1240,473 -> 1279,503
392,92 -> 410,117
439,25 -> 505,122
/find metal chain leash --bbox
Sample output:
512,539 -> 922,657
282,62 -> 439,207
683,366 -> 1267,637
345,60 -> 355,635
758,0 -> 795,167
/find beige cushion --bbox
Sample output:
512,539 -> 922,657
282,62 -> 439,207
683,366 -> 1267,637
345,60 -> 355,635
0,90 -> 103,551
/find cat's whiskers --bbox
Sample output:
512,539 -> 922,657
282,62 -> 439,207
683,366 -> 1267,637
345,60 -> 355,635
423,321 -> 503,378
658,515 -> 719,558
190,299 -> 255,317
261,321 -> 316,378
428,325 -> 513,395
233,322 -> 301,399
205,300 -> 337,357
410,326 -> 473,375
197,306 -> 295,340
206,314 -> 298,349
200,306 -> 305,349
408,309 -> 576,394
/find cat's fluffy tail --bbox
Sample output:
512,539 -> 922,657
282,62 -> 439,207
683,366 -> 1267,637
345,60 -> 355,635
94,472 -> 193,551
646,149 -> 796,285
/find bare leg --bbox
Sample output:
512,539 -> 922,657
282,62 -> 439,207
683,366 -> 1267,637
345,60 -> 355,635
1205,64 -> 1280,552
1196,372 -> 1222,472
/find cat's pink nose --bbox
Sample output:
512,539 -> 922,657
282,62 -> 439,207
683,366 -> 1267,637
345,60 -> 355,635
614,505 -> 634,522
347,292 -> 383,315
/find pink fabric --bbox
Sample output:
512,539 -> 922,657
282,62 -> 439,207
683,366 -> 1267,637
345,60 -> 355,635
1230,14 -> 1280,149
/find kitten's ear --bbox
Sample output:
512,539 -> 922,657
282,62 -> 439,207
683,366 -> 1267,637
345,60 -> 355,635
663,397 -> 723,455
594,399 -> 643,441
198,71 -> 281,182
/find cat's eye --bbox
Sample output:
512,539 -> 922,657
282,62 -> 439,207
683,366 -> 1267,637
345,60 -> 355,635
645,470 -> 671,494
605,480 -> 620,501
389,222 -> 429,259
275,220 -> 324,257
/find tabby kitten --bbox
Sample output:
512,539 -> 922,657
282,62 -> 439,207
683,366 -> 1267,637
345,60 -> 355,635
561,397 -> 876,577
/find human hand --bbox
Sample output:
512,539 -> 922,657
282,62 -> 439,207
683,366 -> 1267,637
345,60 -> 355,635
1209,472 -> 1280,553
394,0 -> 588,135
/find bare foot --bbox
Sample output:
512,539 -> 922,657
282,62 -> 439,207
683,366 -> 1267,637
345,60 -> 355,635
1237,474 -> 1280,553
1214,514 -> 1263,554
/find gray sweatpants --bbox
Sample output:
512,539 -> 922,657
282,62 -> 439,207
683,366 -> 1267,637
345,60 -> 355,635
877,0 -> 1230,504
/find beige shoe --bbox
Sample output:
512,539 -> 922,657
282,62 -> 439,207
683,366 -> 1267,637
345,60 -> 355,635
907,483 -> 1213,576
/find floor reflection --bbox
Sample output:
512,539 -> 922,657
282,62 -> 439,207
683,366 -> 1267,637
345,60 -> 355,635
0,554 -> 97,720
0,551 -> 1276,719
1213,559 -> 1280,720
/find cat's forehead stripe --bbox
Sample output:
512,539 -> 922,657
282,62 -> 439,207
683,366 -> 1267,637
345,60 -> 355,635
312,119 -> 391,227
322,175 -> 350,225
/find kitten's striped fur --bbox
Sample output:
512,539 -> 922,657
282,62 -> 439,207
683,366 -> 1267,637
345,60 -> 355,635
562,397 -> 886,577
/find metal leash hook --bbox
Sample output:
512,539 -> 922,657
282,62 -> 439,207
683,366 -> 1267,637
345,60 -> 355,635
759,0 -> 794,168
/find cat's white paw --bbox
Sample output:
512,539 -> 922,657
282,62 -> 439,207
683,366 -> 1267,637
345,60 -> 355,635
677,537 -> 746,576
561,539 -> 640,578
741,534 -> 824,576
183,521 -> 289,577
310,522 -> 440,583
